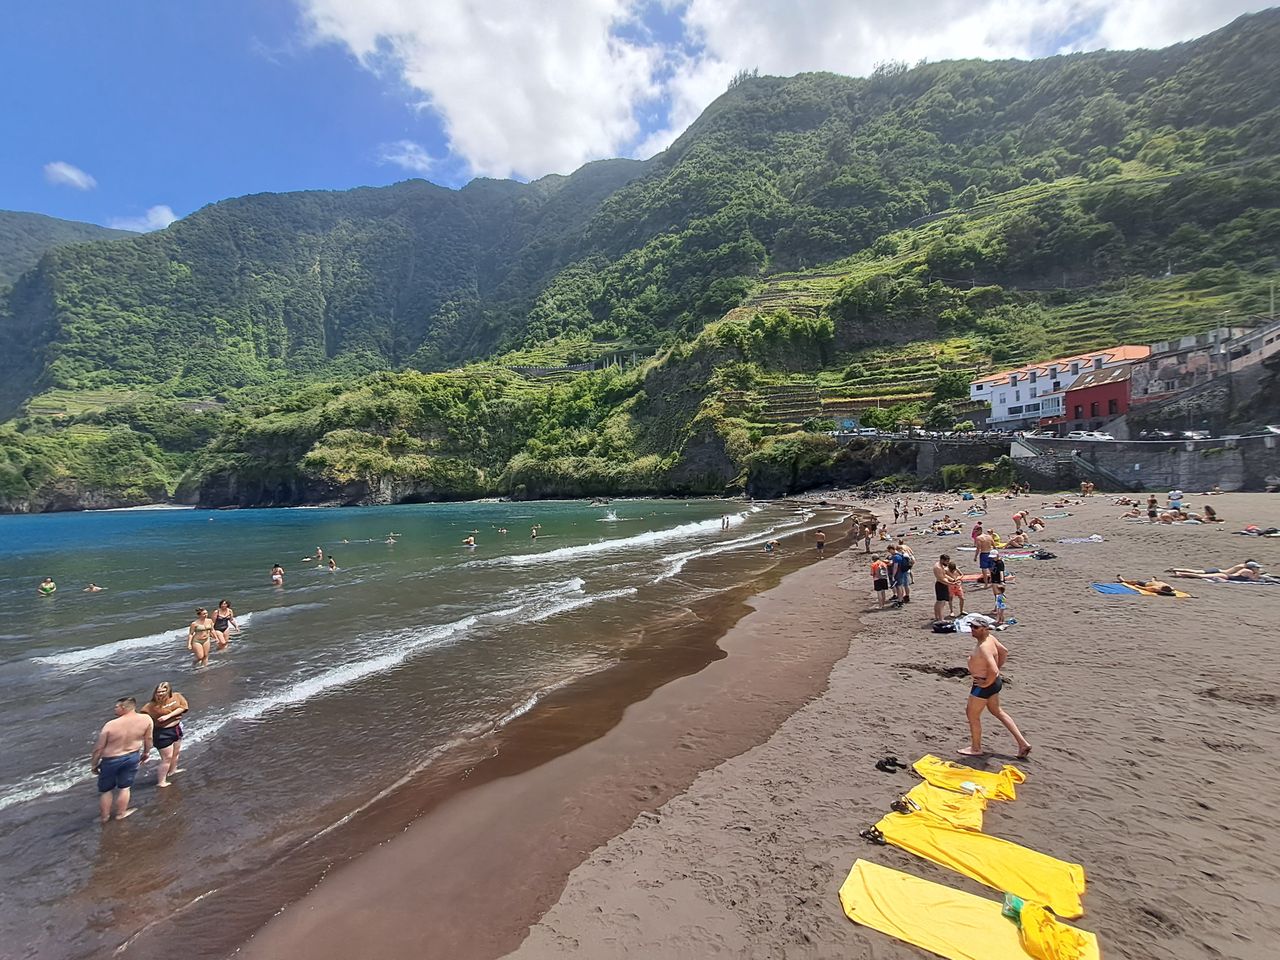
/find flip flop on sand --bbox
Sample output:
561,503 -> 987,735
859,826 -> 887,845
874,758 -> 898,773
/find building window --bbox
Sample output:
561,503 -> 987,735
1071,362 -> 1080,375
1015,390 -> 1021,401
1030,388 -> 1037,398
1093,357 -> 1104,370
1029,371 -> 1037,384
1052,380 -> 1061,391
1090,401 -> 1100,417
1074,405 -> 1083,419
1108,398 -> 1118,415
1009,375 -> 1017,386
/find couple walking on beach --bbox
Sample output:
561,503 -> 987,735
90,682 -> 189,822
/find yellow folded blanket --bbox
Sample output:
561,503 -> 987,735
840,860 -> 1099,960
914,754 -> 1026,801
903,782 -> 988,832
875,811 -> 1087,919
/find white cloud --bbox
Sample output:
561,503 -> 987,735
299,0 -> 662,179
378,139 -> 436,174
43,161 -> 97,191
109,205 -> 178,232
296,0 -> 1265,176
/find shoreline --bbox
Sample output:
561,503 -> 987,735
114,508 -> 868,959
510,492 -> 1280,959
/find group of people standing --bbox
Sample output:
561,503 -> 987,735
90,682 -> 189,822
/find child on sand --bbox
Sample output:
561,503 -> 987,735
946,561 -> 965,616
992,584 -> 1009,625
870,555 -> 890,609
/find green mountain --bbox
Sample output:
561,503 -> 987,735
2,10 -> 1279,511
0,210 -> 135,285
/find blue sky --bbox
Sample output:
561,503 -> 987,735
1,1 -> 1265,231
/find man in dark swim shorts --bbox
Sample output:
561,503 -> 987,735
90,697 -> 153,822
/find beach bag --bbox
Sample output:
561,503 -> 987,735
902,554 -> 915,571
1033,549 -> 1057,560
932,620 -> 956,633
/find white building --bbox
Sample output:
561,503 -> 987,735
969,344 -> 1151,430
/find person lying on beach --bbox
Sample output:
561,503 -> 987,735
1112,497 -> 1137,506
1120,577 -> 1177,596
1027,517 -> 1047,532
1120,507 -> 1143,518
1004,532 -> 1029,548
1157,510 -> 1186,524
1168,561 -> 1264,581
960,623 -> 1031,758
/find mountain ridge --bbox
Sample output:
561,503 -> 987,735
2,8 -> 1279,511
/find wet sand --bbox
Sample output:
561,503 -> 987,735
232,513 -> 867,959
511,493 -> 1280,959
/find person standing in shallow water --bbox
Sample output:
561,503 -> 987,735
270,563 -> 284,586
141,681 -> 188,787
90,697 -> 153,823
814,529 -> 826,556
961,623 -> 1031,758
188,608 -> 215,667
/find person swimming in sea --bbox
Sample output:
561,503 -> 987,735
83,583 -> 105,592
270,563 -> 284,586
462,536 -> 476,548
38,577 -> 57,597
188,608 -> 216,667
328,557 -> 337,571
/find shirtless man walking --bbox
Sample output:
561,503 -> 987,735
975,527 -> 996,584
960,624 -> 1031,758
90,697 -> 154,823
932,553 -> 952,621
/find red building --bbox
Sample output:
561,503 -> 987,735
1061,365 -> 1132,432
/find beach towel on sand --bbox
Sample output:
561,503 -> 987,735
1057,535 -> 1104,544
1118,579 -> 1192,598
839,860 -> 1099,960
874,811 -> 1087,919
902,782 -> 988,832
914,755 -> 1025,801
1091,582 -> 1139,595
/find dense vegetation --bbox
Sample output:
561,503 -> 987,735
2,9 -> 1279,509
0,210 -> 134,285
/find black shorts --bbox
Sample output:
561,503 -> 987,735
935,581 -> 951,602
873,578 -> 889,592
154,723 -> 183,750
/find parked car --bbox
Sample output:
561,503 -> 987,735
1181,430 -> 1211,440
1066,430 -> 1115,441
855,427 -> 879,437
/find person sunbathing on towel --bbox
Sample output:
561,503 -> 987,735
1168,561 -> 1264,581
1121,577 -> 1177,595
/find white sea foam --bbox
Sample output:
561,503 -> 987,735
30,603 -> 327,668
653,513 -> 817,582
485,514 -> 747,567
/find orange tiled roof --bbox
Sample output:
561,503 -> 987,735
972,345 -> 1150,387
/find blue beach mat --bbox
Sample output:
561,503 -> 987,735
1091,582 -> 1140,595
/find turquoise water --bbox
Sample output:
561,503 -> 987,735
0,498 -> 822,959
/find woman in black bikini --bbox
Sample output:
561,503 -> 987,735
212,599 -> 240,651
188,608 -> 215,666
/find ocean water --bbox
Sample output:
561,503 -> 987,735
0,498 -> 825,959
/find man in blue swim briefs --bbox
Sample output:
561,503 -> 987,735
90,697 -> 153,823
975,527 -> 995,584
960,624 -> 1031,758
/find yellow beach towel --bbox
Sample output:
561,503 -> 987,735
839,860 -> 1099,960
903,782 -> 988,832
875,811 -> 1087,918
1118,578 -> 1193,598
914,754 -> 1026,801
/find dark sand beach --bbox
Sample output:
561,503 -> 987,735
511,493 -> 1280,959
240,493 -> 1279,960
